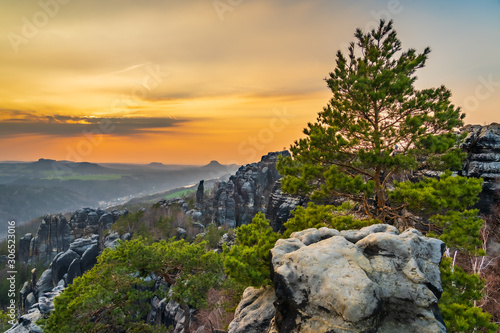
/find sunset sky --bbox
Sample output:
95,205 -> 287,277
1,0 -> 499,165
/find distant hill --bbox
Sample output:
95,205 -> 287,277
0,183 -> 93,229
0,159 -> 239,225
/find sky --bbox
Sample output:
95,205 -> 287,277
0,0 -> 499,165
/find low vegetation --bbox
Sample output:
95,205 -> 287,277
40,238 -> 224,333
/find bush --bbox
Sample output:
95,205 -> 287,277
41,238 -> 224,332
439,257 -> 498,333
223,213 -> 281,287
283,202 -> 378,237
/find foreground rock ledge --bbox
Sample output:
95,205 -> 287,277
229,224 -> 447,333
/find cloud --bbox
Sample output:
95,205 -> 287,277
0,110 -> 192,138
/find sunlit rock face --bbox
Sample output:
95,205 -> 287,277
229,224 -> 447,333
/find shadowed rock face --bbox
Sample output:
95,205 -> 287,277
11,207 -> 128,333
266,180 -> 307,233
229,224 -> 446,333
210,151 -> 289,228
19,208 -> 127,265
460,123 -> 500,213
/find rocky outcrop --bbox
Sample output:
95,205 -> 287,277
460,123 -> 500,213
8,230 -> 126,332
209,151 -> 289,228
229,224 -> 446,333
19,208 -> 127,265
12,206 -> 127,331
156,151 -> 293,229
228,286 -> 277,333
7,282 -> 65,333
266,180 -> 307,233
196,180 -> 204,206
24,214 -> 73,265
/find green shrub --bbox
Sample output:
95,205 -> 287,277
41,238 -> 224,332
439,257 -> 498,333
283,202 -> 378,237
223,213 -> 281,287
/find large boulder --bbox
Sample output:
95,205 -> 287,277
66,258 -> 82,285
34,268 -> 54,298
69,237 -> 96,256
229,224 -> 446,333
98,212 -> 114,227
80,243 -> 99,273
51,249 -> 79,284
228,286 -> 276,333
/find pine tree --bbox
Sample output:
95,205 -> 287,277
277,19 -> 468,225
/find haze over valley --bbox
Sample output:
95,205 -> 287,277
0,158 -> 237,237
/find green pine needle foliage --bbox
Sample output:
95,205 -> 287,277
0,310 -> 11,332
389,171 -> 483,216
283,202 -> 378,237
439,257 -> 498,333
431,210 -> 486,256
41,238 -> 223,333
277,19 -> 466,223
223,213 -> 281,288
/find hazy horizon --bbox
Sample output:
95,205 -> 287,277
0,158 -> 232,166
1,1 -> 499,165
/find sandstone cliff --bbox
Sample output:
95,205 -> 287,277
460,123 -> 500,213
229,224 -> 446,333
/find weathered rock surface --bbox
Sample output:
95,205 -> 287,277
266,180 -> 307,233
24,214 -> 73,265
6,284 -> 64,333
155,151 -> 293,229
15,207 -> 127,324
4,310 -> 43,333
196,179 -> 204,205
460,123 -> 500,213
19,208 -> 127,265
228,286 -> 277,333
229,225 -> 446,333
210,151 -> 289,228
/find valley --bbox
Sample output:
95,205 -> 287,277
0,159 -> 238,239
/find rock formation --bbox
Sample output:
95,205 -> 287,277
196,180 -> 204,206
228,286 -> 277,333
210,151 -> 289,228
229,224 -> 446,333
18,208 -> 127,265
156,151 -> 292,229
460,123 -> 500,213
8,207 -> 128,333
8,231 -> 130,333
266,180 -> 307,233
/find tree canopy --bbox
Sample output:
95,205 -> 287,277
41,238 -> 224,333
277,19 -> 470,225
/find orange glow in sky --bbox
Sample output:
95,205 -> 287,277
1,1 -> 499,164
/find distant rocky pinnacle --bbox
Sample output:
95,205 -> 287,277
229,224 -> 446,333
156,151 -> 295,229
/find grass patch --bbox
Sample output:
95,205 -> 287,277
165,188 -> 195,199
